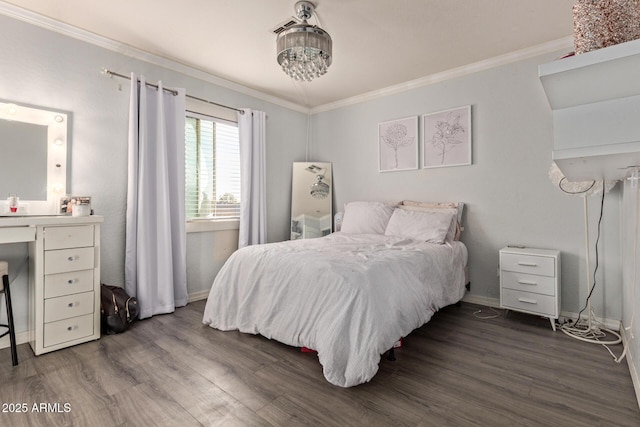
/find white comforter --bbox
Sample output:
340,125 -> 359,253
202,233 -> 467,387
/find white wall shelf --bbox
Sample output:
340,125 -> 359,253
539,38 -> 640,181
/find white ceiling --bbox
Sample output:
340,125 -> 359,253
3,0 -> 576,110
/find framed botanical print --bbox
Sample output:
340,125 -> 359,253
378,116 -> 418,172
422,105 -> 471,168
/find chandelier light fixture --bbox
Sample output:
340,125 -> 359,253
276,1 -> 332,81
310,174 -> 329,199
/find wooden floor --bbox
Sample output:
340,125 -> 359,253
1,301 -> 639,426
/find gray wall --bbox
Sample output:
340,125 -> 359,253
0,14 -> 306,334
311,52 -> 623,320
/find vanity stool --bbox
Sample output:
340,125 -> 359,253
0,261 -> 18,366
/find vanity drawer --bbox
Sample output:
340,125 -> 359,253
43,314 -> 94,348
44,291 -> 94,323
44,269 -> 94,299
44,247 -> 95,275
501,288 -> 557,317
501,271 -> 556,296
44,225 -> 94,250
0,226 -> 36,244
500,252 -> 555,277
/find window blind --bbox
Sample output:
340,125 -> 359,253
185,113 -> 240,220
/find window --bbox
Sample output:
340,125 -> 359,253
185,112 -> 240,220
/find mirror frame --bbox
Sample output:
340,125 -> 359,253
291,162 -> 333,240
0,101 -> 67,215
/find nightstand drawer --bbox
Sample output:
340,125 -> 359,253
44,291 -> 94,323
44,269 -> 94,299
501,288 -> 557,317
44,247 -> 95,275
501,271 -> 556,296
44,314 -> 94,348
44,225 -> 94,250
500,252 -> 555,277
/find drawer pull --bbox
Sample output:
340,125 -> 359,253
518,297 -> 538,305
67,302 -> 79,308
517,280 -> 538,286
67,326 -> 72,331
67,256 -> 78,262
67,279 -> 77,284
517,262 -> 537,267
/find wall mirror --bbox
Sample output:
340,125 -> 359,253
0,101 -> 68,215
291,162 -> 332,240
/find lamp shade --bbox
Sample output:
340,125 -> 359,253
549,162 -> 617,196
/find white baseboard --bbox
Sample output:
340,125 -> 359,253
0,331 -> 30,350
188,290 -> 209,303
461,294 -> 621,331
621,324 -> 640,410
462,294 -> 500,308
560,310 -> 621,332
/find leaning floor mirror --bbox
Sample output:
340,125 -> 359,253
291,162 -> 332,240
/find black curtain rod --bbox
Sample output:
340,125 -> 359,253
101,68 -> 244,114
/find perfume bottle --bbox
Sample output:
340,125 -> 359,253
8,193 -> 18,213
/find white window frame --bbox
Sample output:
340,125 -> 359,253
185,98 -> 240,233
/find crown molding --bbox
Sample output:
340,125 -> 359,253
0,1 -> 310,114
310,36 -> 574,114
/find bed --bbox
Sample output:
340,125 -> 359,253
202,201 -> 468,387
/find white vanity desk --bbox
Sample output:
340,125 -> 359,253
0,215 -> 103,355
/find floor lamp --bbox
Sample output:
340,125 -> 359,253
549,162 -> 620,345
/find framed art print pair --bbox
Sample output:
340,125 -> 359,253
378,105 -> 471,172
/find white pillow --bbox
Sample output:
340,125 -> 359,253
398,205 -> 458,242
340,201 -> 395,234
384,208 -> 455,244
400,200 -> 464,224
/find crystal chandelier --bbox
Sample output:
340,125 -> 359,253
276,1 -> 332,81
310,175 -> 329,199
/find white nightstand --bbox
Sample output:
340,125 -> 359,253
499,247 -> 561,331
